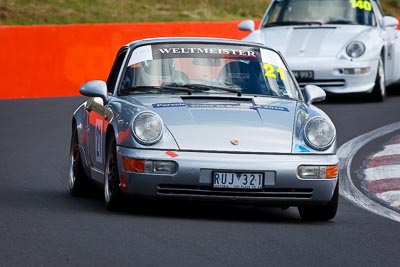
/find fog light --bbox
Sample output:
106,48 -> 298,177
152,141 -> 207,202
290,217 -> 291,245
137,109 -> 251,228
298,166 -> 320,179
153,161 -> 177,174
122,156 -> 177,174
123,157 -> 145,172
343,67 -> 370,75
298,165 -> 338,179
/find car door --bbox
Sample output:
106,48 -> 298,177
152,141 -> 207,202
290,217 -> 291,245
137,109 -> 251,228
87,97 -> 108,173
383,23 -> 400,83
87,47 -> 129,177
373,1 -> 398,81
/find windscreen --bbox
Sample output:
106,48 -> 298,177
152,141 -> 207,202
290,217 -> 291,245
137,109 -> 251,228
120,43 -> 301,100
264,0 -> 376,27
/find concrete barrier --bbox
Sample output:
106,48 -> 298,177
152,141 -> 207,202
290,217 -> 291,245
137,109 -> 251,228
0,21 -> 259,99
1,19 -> 398,99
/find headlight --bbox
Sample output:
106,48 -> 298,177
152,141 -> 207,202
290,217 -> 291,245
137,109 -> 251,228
304,117 -> 335,151
346,41 -> 365,58
132,111 -> 163,145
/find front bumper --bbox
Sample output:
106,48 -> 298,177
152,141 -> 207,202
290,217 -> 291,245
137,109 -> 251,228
116,146 -> 338,207
288,57 -> 379,94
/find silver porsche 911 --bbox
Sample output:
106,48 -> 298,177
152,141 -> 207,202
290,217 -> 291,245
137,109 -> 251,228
239,0 -> 400,101
69,37 -> 339,221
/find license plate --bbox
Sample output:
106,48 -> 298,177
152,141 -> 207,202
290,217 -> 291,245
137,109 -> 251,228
213,172 -> 263,189
293,70 -> 314,81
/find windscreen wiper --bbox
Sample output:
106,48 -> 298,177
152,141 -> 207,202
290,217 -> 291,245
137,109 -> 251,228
264,21 -> 322,27
325,19 -> 355,25
177,83 -> 242,96
120,85 -> 193,95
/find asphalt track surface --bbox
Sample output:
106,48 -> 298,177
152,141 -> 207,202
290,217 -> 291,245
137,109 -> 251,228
1,91 -> 400,267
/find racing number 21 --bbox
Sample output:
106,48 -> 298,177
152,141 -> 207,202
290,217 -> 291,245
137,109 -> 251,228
263,64 -> 285,81
349,0 -> 372,11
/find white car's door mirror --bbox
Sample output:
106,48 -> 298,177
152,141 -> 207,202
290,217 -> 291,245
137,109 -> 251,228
383,16 -> 399,28
80,80 -> 109,103
305,85 -> 326,105
238,20 -> 255,32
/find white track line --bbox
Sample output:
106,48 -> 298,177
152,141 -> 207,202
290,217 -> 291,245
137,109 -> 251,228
373,143 -> 400,157
338,122 -> 400,223
364,165 -> 400,181
376,190 -> 400,207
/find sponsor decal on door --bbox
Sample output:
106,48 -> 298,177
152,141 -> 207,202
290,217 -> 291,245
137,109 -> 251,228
95,119 -> 103,163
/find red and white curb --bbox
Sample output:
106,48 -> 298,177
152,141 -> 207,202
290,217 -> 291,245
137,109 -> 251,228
338,122 -> 400,223
363,136 -> 400,209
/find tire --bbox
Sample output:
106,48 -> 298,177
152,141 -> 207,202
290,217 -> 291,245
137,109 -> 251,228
69,127 -> 89,196
369,58 -> 386,102
298,181 -> 339,221
104,135 -> 123,211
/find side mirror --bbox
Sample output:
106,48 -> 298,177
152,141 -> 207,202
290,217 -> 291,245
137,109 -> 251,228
238,20 -> 255,33
304,85 -> 326,105
80,80 -> 109,103
383,16 -> 399,28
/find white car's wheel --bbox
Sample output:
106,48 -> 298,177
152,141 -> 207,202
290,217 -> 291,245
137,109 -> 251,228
370,58 -> 386,102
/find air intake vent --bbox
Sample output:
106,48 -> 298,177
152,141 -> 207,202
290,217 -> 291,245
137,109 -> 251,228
298,79 -> 346,88
157,185 -> 313,199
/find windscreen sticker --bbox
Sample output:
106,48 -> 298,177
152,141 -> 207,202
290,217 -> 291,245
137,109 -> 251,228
129,44 -> 274,66
263,63 -> 285,81
229,73 -> 251,79
151,44 -> 260,60
349,0 -> 372,11
129,45 -> 153,65
95,119 -> 103,163
261,49 -> 286,70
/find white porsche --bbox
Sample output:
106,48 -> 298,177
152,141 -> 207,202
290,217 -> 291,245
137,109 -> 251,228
239,0 -> 400,101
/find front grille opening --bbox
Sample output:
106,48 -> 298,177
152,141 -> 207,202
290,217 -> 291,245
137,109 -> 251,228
157,185 -> 313,199
298,79 -> 346,88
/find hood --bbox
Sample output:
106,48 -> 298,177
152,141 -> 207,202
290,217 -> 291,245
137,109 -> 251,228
133,95 -> 298,153
255,25 -> 371,58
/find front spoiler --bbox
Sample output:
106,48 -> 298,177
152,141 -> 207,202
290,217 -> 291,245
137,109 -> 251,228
116,146 -> 339,207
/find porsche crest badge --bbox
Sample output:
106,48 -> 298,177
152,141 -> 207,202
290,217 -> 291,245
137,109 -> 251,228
230,139 -> 239,146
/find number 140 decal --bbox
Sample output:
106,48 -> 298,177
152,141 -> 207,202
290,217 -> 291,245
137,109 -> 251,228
263,63 -> 285,81
349,0 -> 372,11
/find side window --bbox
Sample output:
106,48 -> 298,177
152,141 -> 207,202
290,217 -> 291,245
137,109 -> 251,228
268,3 -> 282,23
106,48 -> 128,94
265,1 -> 284,25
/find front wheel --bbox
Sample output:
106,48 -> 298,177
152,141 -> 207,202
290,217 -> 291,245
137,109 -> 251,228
104,135 -> 123,211
69,127 -> 89,196
298,182 -> 339,221
369,58 -> 386,102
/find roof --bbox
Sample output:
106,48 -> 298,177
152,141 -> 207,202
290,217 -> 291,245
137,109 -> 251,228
126,37 -> 271,50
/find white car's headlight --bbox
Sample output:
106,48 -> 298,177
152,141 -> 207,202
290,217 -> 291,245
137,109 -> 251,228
132,111 -> 163,145
304,117 -> 335,151
346,41 -> 365,58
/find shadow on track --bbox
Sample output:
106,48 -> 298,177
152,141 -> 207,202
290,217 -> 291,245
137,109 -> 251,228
61,185 -> 338,225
